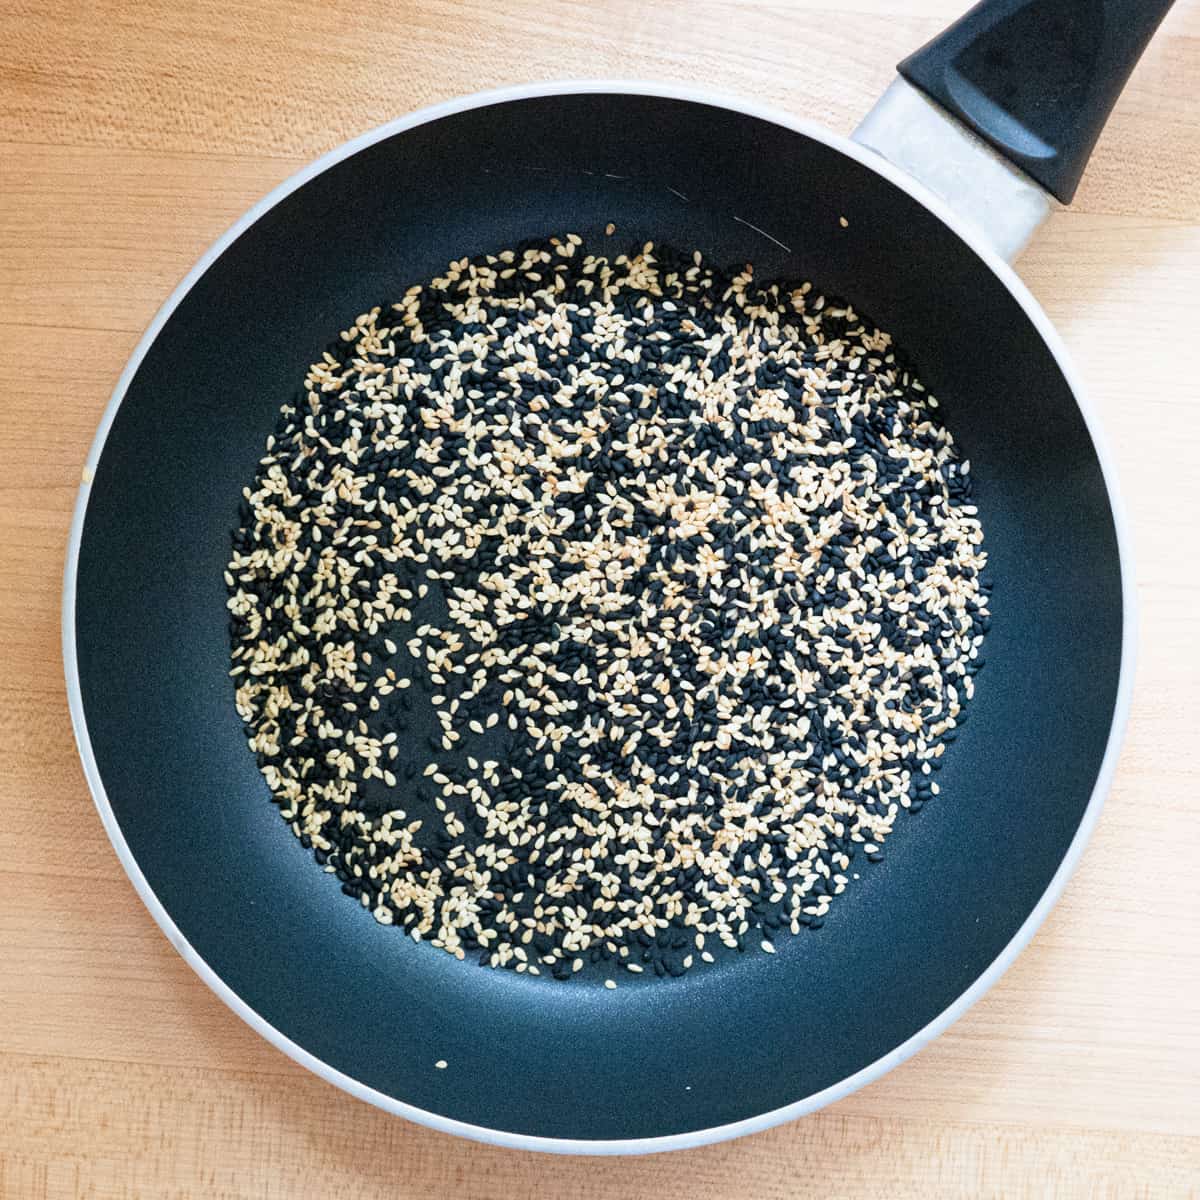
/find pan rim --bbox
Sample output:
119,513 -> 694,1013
61,77 -> 1137,1156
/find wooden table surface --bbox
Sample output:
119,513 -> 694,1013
2,1 -> 1199,1196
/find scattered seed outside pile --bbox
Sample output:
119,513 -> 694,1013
226,233 -> 990,982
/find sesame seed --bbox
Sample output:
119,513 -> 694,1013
227,234 -> 990,982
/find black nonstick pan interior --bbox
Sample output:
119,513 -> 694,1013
70,91 -> 1125,1145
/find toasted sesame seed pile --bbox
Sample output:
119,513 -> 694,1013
227,235 -> 989,981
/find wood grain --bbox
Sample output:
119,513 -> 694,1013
1,1 -> 1198,1196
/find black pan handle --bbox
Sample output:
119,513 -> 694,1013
897,0 -> 1174,203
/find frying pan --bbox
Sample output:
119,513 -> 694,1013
65,0 -> 1166,1153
